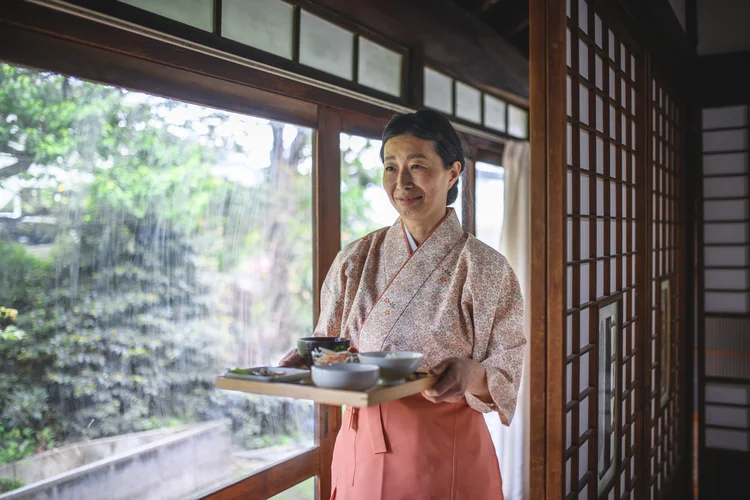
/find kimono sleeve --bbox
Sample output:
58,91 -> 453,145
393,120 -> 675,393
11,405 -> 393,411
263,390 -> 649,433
312,252 -> 347,339
465,262 -> 526,425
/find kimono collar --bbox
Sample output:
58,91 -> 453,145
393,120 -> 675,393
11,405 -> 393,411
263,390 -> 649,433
383,208 -> 464,279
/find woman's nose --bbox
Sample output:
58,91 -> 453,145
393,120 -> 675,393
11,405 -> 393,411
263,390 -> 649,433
396,168 -> 413,188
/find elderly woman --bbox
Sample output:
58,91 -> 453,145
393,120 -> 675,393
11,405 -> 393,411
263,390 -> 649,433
281,109 -> 525,500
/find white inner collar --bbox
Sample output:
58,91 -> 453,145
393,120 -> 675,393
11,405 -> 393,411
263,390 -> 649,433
403,225 -> 418,252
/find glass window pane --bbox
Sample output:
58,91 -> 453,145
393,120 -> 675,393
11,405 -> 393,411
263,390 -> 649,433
455,82 -> 481,123
358,38 -> 402,97
299,10 -> 354,80
120,0 -> 214,31
222,0 -> 294,59
509,105 -> 529,139
0,62 -> 314,497
484,94 -> 507,133
452,173 -> 463,225
424,67 -> 453,115
340,134 -> 398,247
270,477 -> 315,499
475,162 -> 505,252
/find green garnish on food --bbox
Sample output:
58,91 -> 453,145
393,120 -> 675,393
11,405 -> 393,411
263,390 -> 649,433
333,345 -> 347,352
228,368 -> 251,375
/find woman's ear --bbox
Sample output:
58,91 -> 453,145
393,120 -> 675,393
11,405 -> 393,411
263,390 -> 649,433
449,161 -> 462,186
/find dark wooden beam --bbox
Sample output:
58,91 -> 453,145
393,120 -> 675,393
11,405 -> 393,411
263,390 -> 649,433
310,0 -> 529,101
696,51 -> 750,107
686,0 -> 698,48
481,0 -> 529,38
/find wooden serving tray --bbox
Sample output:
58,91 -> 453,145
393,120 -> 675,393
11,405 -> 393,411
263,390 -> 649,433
215,371 -> 435,408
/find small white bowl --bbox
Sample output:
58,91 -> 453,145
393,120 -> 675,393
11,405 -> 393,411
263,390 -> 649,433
357,352 -> 424,382
311,363 -> 380,391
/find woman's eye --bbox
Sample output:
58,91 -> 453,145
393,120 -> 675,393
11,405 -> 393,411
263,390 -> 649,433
385,166 -> 395,172
410,164 -> 422,169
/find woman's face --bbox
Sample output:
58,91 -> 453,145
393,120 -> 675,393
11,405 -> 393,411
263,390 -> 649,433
382,134 -> 460,225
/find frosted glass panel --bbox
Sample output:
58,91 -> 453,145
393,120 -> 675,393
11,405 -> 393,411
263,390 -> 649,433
706,428 -> 750,451
703,176 -> 748,198
704,247 -> 749,267
484,94 -> 507,133
509,105 -> 528,139
580,84 -> 589,124
358,38 -> 402,96
705,292 -> 750,313
706,383 -> 750,405
581,130 -> 590,170
424,67 -> 453,114
578,0 -> 588,32
703,106 -> 748,129
581,174 -> 590,214
299,10 -> 354,80
706,406 -> 750,428
703,200 -> 748,220
703,130 -> 748,152
703,153 -> 749,175
705,270 -> 749,290
579,40 -> 589,80
455,82 -> 481,123
703,223 -> 746,245
222,0 -> 293,59
121,0 -> 213,31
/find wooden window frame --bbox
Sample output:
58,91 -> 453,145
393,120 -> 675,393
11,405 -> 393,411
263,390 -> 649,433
35,0 -> 411,106
0,3 -> 510,499
423,58 -> 530,140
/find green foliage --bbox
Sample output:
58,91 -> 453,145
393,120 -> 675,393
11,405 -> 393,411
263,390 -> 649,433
0,61 -> 372,480
0,478 -> 26,494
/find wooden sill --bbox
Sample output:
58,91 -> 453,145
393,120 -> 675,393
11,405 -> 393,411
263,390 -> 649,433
201,447 -> 319,500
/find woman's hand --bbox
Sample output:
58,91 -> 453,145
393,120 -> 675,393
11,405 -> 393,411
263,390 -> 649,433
422,357 -> 489,404
278,349 -> 304,368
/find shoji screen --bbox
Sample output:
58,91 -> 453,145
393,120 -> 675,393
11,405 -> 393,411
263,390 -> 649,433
700,104 -> 750,457
646,77 -> 686,499
565,1 -> 644,497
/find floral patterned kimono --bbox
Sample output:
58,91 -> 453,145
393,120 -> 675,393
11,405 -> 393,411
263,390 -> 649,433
315,209 -> 525,500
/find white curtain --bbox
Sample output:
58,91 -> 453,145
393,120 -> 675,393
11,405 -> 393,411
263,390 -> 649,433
484,140 -> 531,500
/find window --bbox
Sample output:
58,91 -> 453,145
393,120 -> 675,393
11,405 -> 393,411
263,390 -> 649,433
340,134 -> 397,247
299,10 -> 355,80
474,161 -> 505,251
0,63 -> 314,498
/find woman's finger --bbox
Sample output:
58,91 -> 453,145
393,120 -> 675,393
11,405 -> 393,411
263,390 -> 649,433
424,363 -> 457,399
278,349 -> 301,367
429,358 -> 452,377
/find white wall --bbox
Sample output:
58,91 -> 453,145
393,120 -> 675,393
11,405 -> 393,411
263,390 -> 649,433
698,0 -> 750,55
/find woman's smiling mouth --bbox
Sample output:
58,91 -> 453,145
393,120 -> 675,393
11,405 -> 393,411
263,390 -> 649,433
397,195 -> 423,205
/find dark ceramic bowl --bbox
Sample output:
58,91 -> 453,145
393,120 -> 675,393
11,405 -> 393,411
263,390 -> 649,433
297,337 -> 350,368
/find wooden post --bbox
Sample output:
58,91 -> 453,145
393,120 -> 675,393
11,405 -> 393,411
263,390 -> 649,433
528,0 -> 567,499
314,106 -> 342,500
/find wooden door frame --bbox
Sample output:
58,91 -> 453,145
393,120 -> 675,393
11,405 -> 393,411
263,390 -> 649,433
528,0 -> 567,498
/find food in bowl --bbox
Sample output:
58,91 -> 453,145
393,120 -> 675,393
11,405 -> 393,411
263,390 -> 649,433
311,364 -> 380,391
297,337 -> 350,367
312,346 -> 358,365
357,351 -> 424,383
